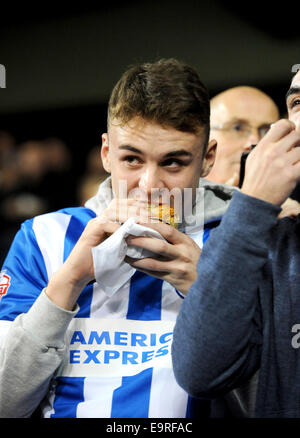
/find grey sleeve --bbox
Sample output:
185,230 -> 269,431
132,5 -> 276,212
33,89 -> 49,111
0,290 -> 78,418
172,191 -> 280,399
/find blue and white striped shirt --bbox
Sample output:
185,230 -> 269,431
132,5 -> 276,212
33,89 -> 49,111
0,206 -> 221,418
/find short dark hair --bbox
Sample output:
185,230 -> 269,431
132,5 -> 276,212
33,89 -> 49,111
108,58 -> 210,148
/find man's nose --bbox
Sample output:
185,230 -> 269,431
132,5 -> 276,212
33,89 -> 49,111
138,167 -> 164,195
243,129 -> 260,151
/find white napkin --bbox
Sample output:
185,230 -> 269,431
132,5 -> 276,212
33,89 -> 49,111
92,217 -> 166,297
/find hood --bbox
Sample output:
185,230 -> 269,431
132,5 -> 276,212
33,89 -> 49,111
200,178 -> 237,223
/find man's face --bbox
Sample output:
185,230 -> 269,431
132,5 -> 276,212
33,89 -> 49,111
207,87 -> 279,184
286,70 -> 300,132
101,116 -> 216,206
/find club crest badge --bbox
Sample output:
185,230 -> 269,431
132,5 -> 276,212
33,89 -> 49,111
0,271 -> 10,298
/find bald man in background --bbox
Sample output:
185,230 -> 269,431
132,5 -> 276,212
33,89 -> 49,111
207,86 -> 300,217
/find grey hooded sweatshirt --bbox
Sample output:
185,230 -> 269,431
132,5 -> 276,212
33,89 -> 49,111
0,177 -> 251,418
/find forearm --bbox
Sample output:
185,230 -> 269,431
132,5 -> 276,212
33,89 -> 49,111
46,261 -> 88,311
45,219 -> 121,311
0,290 -> 78,418
172,191 -> 280,398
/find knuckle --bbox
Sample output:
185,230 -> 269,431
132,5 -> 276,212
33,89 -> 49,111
275,157 -> 286,170
180,252 -> 191,264
278,119 -> 294,130
293,132 -> 300,144
150,259 -> 160,271
86,217 -> 99,229
163,226 -> 174,240
159,240 -> 169,253
284,167 -> 295,182
290,167 -> 299,182
176,264 -> 188,277
264,148 -> 276,161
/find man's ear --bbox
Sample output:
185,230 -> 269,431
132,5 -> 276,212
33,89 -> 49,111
101,133 -> 111,173
201,139 -> 217,177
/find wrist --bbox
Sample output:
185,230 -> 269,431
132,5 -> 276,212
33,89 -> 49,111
46,265 -> 89,311
221,191 -> 281,248
240,184 -> 289,207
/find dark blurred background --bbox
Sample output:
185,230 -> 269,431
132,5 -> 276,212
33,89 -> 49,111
0,0 -> 299,264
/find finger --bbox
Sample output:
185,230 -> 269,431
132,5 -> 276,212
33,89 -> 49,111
125,255 -> 173,273
126,236 -> 178,259
98,221 -> 121,240
276,129 -> 300,153
286,144 -> 300,165
125,253 -> 170,266
280,198 -> 300,215
127,197 -> 149,205
121,199 -> 149,210
265,119 -> 296,142
278,208 -> 300,219
129,266 -> 171,280
102,221 -> 121,233
292,160 -> 300,182
126,205 -> 149,221
94,215 -> 120,227
102,201 -> 149,223
135,220 -> 184,244
79,218 -> 121,247
92,217 -> 121,233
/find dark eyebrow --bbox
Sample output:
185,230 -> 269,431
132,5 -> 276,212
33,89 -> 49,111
118,145 -> 193,158
118,145 -> 143,154
286,86 -> 300,101
230,117 -> 247,123
163,150 -> 193,158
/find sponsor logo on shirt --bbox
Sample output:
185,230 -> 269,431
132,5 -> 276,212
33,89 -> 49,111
59,318 -> 175,377
0,271 -> 10,298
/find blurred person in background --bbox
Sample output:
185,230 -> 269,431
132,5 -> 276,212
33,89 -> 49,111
0,131 -> 19,266
40,137 -> 76,210
0,137 -> 76,265
0,131 -> 16,169
0,131 -> 18,193
207,86 -> 300,217
207,86 -> 279,185
77,145 -> 110,206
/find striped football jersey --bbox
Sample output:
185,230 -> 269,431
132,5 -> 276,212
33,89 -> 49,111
0,206 -> 221,418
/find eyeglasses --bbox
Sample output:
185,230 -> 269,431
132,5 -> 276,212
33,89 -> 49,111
211,121 -> 271,139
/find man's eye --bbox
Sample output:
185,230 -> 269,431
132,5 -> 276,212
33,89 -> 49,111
163,159 -> 184,168
123,156 -> 142,166
232,123 -> 245,132
291,98 -> 300,109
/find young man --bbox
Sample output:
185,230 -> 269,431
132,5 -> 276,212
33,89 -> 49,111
172,69 -> 300,418
0,58 -> 233,418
